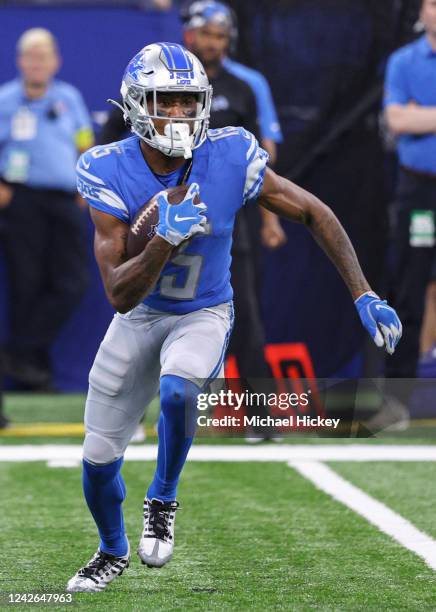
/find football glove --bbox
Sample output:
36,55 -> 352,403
156,183 -> 207,246
355,292 -> 402,355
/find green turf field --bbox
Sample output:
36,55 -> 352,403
2,394 -> 436,610
1,461 -> 436,611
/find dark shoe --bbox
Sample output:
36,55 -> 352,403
0,413 -> 9,429
3,354 -> 51,388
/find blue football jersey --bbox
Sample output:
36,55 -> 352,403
77,127 -> 268,314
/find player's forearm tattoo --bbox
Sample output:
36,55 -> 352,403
308,204 -> 371,300
109,237 -> 173,312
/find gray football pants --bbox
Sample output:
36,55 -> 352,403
83,302 -> 233,464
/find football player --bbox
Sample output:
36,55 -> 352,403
67,42 -> 402,592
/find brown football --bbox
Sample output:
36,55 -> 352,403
126,184 -> 199,258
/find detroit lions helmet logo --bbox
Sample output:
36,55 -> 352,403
126,50 -> 148,82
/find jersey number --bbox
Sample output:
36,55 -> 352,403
160,225 -> 211,300
91,145 -> 122,158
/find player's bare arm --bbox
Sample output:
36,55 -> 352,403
258,167 -> 371,300
91,207 -> 173,313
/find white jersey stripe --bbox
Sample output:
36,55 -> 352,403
246,133 -> 257,161
244,153 -> 267,201
76,165 -> 105,185
98,188 -> 129,215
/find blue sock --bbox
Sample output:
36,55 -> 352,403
82,457 -> 128,557
147,375 -> 199,502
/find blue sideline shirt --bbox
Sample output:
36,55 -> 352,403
223,57 -> 283,143
0,79 -> 92,191
384,35 -> 436,174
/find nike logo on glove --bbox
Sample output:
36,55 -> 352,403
355,292 -> 402,355
174,214 -> 198,222
375,304 -> 392,312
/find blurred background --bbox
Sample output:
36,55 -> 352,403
0,0 -> 429,401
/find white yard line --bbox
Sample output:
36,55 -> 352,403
290,460 -> 436,570
46,459 -> 82,468
2,444 -> 436,463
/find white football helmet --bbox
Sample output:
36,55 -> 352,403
112,42 -> 212,159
